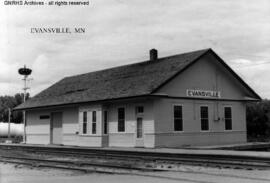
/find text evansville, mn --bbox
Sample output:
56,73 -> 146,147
30,27 -> 86,34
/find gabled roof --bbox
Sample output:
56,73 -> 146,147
15,48 -> 261,110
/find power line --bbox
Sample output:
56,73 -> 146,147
223,51 -> 270,59
231,61 -> 270,68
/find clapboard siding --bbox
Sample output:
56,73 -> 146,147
153,98 -> 246,147
155,131 -> 246,147
26,110 -> 50,144
25,99 -> 155,147
156,52 -> 250,100
63,134 -> 102,147
27,134 -> 50,144
107,99 -> 155,147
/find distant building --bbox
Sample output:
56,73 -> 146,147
15,48 -> 261,147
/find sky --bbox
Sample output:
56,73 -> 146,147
0,0 -> 270,99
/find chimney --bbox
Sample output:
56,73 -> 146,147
150,49 -> 158,61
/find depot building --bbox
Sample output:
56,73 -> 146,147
15,48 -> 261,148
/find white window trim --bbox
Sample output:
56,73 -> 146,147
79,110 -> 99,136
200,105 -> 210,132
173,104 -> 184,133
224,106 -> 233,131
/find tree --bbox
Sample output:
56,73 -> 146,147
246,99 -> 270,141
0,93 -> 30,123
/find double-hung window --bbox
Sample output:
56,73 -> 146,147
174,105 -> 183,131
118,108 -> 125,132
92,111 -> 96,134
136,106 -> 144,114
82,111 -> 87,134
224,107 -> 232,130
104,111 -> 108,134
200,106 -> 209,131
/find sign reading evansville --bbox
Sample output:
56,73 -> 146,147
186,89 -> 221,98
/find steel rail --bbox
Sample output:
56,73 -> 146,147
16,148 -> 270,170
1,145 -> 270,170
15,149 -> 270,168
1,154 -> 270,183
1,145 -> 268,162
0,155 -> 156,172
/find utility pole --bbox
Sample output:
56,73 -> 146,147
18,65 -> 32,143
8,108 -> 11,139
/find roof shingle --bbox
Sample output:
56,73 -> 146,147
15,49 -> 210,110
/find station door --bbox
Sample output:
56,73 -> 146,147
135,117 -> 144,147
50,112 -> 63,144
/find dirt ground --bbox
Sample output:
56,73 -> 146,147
1,162 -> 270,183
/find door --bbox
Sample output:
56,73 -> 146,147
50,112 -> 63,144
135,117 -> 144,147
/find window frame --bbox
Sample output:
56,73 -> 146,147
224,106 -> 233,131
135,106 -> 144,115
173,104 -> 184,132
200,105 -> 209,132
118,107 -> 125,132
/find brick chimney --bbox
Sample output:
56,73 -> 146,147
150,49 -> 158,61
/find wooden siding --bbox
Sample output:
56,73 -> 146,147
26,99 -> 156,147
153,97 -> 246,147
154,131 -> 246,147
107,99 -> 155,147
26,110 -> 50,144
156,52 -> 252,100
25,106 -> 103,146
152,53 -> 248,147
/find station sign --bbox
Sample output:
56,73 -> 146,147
186,89 -> 221,98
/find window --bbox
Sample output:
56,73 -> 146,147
104,111 -> 108,134
136,106 -> 144,114
118,108 -> 125,132
92,111 -> 96,134
224,107 -> 232,130
174,105 -> 183,131
83,111 -> 87,134
40,115 -> 50,120
92,111 -> 96,122
136,118 -> 143,138
200,106 -> 209,131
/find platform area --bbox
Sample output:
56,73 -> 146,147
1,142 -> 270,159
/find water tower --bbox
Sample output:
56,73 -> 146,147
18,65 -> 32,143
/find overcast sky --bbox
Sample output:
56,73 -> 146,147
0,0 -> 270,99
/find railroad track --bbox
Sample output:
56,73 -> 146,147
0,155 -> 158,174
1,153 -> 270,183
1,144 -> 270,170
